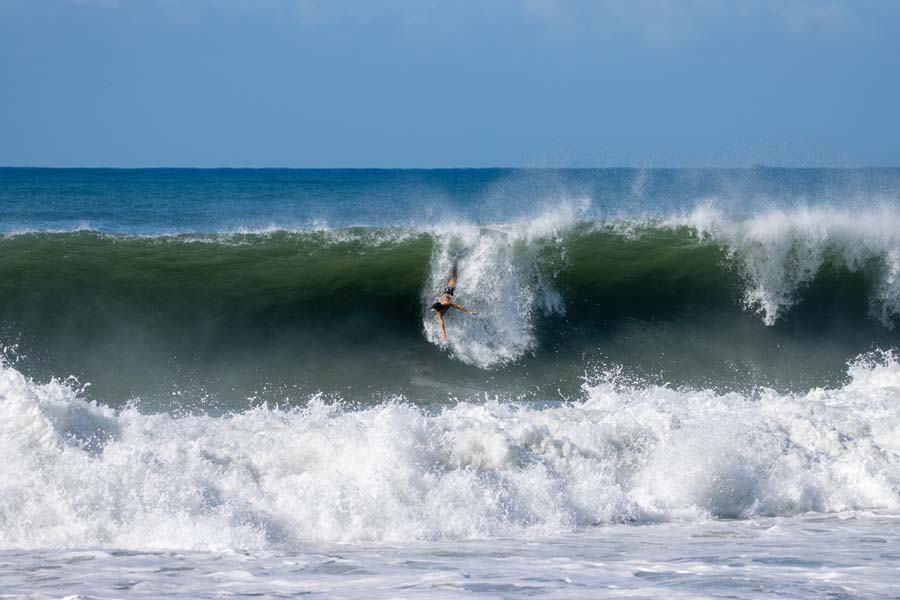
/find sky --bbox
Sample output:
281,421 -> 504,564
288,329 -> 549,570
1,0 -> 899,168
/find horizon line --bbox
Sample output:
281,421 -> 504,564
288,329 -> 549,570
2,165 -> 900,171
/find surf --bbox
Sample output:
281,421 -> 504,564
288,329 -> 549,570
2,350 -> 899,549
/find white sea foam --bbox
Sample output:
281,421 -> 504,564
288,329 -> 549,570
2,351 -> 900,551
674,202 -> 900,325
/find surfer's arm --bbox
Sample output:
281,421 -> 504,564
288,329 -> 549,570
435,312 -> 448,341
451,303 -> 476,315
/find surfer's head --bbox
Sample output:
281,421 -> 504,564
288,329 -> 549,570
431,302 -> 443,311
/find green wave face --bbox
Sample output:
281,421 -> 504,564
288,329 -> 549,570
1,228 -> 897,409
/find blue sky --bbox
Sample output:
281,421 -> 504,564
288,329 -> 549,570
1,0 -> 898,167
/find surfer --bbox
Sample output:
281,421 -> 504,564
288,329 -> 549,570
431,262 -> 476,342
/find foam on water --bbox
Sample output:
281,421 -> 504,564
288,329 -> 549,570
2,350 -> 900,551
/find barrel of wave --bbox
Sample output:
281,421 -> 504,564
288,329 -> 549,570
421,224 -> 565,369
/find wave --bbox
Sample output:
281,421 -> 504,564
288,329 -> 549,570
674,202 -> 900,326
2,351 -> 900,549
1,203 -> 900,412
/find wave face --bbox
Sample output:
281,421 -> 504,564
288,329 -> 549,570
2,203 -> 900,404
2,352 -> 900,549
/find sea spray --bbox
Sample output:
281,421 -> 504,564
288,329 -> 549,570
421,202 -> 582,367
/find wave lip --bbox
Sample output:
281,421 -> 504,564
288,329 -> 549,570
673,202 -> 900,327
2,351 -> 900,550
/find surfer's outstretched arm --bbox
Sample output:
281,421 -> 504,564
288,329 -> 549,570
451,303 -> 476,315
436,312 -> 448,341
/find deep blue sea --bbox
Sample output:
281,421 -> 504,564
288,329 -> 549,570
2,167 -> 900,598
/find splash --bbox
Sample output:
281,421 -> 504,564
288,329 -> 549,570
2,351 -> 900,550
420,201 -> 586,367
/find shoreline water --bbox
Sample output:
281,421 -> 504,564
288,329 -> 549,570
3,514 -> 898,598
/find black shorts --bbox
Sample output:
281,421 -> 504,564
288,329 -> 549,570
443,286 -> 455,297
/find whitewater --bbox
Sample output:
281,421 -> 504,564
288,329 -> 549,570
3,167 -> 900,598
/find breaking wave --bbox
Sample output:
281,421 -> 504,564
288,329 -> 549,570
3,203 -> 899,373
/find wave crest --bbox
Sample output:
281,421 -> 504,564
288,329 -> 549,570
677,203 -> 900,326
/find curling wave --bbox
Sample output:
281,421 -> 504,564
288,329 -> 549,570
0,204 -> 899,403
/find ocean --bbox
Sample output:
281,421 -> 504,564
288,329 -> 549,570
2,167 -> 900,598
